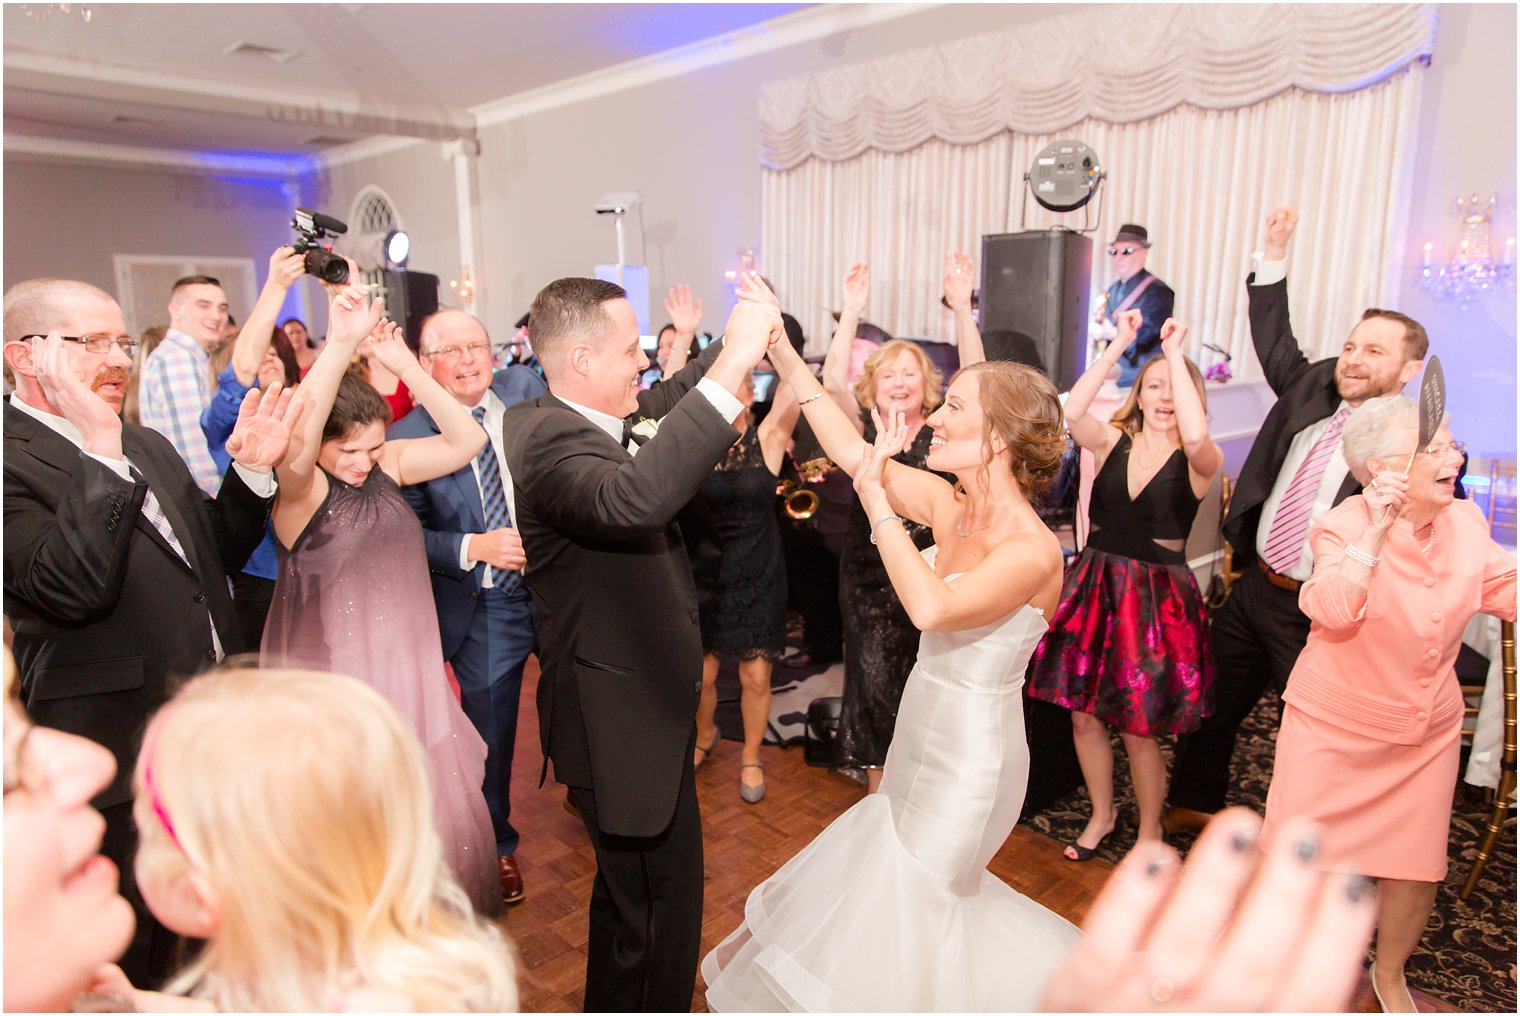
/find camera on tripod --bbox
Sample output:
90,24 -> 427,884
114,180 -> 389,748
290,208 -> 350,284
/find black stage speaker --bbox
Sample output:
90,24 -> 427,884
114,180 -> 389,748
382,270 -> 439,351
979,230 -> 1092,391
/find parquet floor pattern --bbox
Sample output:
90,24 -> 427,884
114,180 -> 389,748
498,659 -> 1455,1013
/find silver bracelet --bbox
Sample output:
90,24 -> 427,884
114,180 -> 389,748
1343,543 -> 1380,568
869,515 -> 901,545
798,391 -> 825,406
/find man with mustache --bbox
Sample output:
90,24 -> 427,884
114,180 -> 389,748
1163,207 -> 1429,832
2,278 -> 297,987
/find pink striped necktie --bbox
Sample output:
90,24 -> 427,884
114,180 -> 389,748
1262,407 -> 1351,573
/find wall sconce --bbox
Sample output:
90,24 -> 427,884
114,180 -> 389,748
1418,193 -> 1515,309
449,267 -> 475,305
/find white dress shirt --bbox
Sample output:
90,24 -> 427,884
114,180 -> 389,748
1248,254 -> 1352,581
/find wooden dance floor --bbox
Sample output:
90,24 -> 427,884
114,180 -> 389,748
499,659 -> 1452,1013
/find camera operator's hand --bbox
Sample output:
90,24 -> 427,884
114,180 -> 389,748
365,318 -> 420,377
264,246 -> 305,294
317,256 -> 362,297
326,283 -> 384,351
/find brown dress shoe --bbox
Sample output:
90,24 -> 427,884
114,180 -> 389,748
1160,807 -> 1214,836
497,854 -> 525,905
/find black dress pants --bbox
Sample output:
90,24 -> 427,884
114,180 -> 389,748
567,753 -> 704,1013
1169,565 -> 1312,813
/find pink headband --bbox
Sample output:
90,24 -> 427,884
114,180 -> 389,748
140,723 -> 187,856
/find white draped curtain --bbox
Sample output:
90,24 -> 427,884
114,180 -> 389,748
759,3 -> 1435,378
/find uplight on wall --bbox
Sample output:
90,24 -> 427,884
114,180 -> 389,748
1418,193 -> 1515,309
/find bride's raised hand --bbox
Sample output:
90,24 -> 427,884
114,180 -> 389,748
855,407 -> 909,498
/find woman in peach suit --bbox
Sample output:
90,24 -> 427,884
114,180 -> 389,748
1261,395 -> 1516,1013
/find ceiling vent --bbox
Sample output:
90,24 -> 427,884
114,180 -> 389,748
221,41 -> 302,65
110,114 -> 161,126
301,134 -> 351,147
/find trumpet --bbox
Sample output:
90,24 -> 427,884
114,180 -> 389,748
776,456 -> 835,521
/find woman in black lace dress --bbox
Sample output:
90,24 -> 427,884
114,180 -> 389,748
823,254 -> 985,792
693,374 -> 802,803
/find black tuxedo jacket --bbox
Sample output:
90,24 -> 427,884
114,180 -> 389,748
502,342 -> 738,837
3,404 -> 271,808
1223,276 -> 1361,566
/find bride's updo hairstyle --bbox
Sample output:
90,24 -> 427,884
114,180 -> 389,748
953,362 -> 1066,498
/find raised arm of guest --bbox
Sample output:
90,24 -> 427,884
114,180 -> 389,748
821,261 -> 869,426
1065,309 -> 1141,461
1160,319 -> 1224,485
943,250 -> 985,368
230,247 -> 304,386
756,372 -> 802,476
661,284 -> 701,379
361,321 -> 487,486
1247,204 -> 1319,395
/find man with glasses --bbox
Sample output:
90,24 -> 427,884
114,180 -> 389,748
1094,223 -> 1175,389
2,277 -> 295,985
387,307 -> 546,907
140,274 -> 231,495
1163,206 -> 1429,834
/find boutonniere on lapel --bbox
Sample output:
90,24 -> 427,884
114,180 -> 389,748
630,417 -> 661,442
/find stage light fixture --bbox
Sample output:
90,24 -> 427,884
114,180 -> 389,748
384,229 -> 411,268
1025,140 -> 1104,213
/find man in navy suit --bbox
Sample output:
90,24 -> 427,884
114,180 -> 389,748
388,308 -> 546,905
1094,223 -> 1176,388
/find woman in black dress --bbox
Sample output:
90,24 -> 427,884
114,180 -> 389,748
693,374 -> 802,803
822,254 -> 985,792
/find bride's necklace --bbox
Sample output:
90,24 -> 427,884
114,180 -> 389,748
956,507 -> 1009,538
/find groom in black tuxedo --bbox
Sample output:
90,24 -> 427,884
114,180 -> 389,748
502,276 -> 780,1011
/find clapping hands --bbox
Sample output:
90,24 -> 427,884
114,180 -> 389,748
856,407 -> 909,499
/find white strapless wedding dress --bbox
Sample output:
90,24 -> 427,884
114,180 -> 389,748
703,547 -> 1081,1012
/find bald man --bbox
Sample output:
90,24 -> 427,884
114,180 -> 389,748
3,278 -> 291,985
386,308 -> 546,906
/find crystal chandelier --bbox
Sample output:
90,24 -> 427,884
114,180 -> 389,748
19,4 -> 93,21
1418,193 -> 1515,310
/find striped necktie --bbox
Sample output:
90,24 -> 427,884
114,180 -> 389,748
471,407 -> 517,592
1262,407 -> 1351,573
132,471 -> 189,565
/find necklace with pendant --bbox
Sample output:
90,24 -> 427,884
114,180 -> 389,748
1131,436 -> 1173,470
956,508 -> 1008,538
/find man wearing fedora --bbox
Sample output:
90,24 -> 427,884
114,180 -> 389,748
1094,223 -> 1175,388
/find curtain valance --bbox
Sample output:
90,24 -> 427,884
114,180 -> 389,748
759,3 -> 1436,169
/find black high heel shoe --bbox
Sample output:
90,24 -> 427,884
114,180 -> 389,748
1063,811 -> 1122,862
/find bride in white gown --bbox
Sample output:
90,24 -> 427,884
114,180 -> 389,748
705,284 -> 1081,1011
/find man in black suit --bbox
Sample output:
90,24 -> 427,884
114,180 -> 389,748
387,308 -> 546,906
1164,207 -> 1427,831
1094,223 -> 1176,388
2,278 -> 293,985
502,276 -> 779,1012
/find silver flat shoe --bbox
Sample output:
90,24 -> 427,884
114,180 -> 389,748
739,762 -> 766,804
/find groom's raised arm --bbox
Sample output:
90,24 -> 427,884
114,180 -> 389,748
634,337 -> 725,420
506,398 -> 738,540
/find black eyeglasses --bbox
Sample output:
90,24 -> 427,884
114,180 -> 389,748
20,333 -> 139,357
1107,246 -> 1139,257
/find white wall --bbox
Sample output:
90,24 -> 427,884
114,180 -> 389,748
1,155 -> 314,329
1395,3 -> 1518,464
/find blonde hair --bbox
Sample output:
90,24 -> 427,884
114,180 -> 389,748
123,325 -> 168,426
142,668 -> 517,1012
1109,354 -> 1208,438
852,339 -> 944,416
952,361 -> 1067,498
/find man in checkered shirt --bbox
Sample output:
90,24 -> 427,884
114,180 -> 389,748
139,274 -> 230,495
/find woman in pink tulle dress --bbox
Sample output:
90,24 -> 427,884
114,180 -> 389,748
261,282 -> 501,916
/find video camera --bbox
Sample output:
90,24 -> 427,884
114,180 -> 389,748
290,208 -> 350,284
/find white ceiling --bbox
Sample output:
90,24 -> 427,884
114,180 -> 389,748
3,3 -> 814,159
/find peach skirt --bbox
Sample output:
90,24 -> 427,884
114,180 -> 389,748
1262,703 -> 1458,882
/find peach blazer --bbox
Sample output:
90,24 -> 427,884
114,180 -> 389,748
1284,497 -> 1516,746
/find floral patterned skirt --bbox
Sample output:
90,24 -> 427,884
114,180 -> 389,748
1026,546 -> 1214,737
